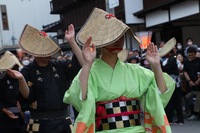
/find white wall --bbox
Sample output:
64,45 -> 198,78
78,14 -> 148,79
146,10 -> 169,28
182,26 -> 200,48
0,0 -> 59,47
124,0 -> 144,24
170,1 -> 199,21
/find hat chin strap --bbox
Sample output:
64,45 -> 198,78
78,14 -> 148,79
104,47 -> 123,53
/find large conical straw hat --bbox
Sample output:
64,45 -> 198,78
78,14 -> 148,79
0,51 -> 23,71
76,8 -> 141,48
18,24 -> 61,57
159,37 -> 176,57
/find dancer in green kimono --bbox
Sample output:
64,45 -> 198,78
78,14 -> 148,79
63,8 -> 175,133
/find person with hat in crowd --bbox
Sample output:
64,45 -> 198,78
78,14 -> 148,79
131,48 -> 140,58
159,39 -> 184,125
127,56 -> 139,64
0,51 -> 26,133
6,24 -> 84,133
63,8 -> 175,133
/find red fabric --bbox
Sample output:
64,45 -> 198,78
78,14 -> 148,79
96,96 -> 137,105
38,31 -> 47,38
95,106 -> 140,127
105,14 -> 115,19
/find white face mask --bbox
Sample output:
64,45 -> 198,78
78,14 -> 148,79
177,45 -> 182,50
188,42 -> 192,46
22,60 -> 30,66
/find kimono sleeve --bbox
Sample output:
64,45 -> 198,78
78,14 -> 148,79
63,70 -> 97,133
137,66 -> 175,108
137,66 -> 175,133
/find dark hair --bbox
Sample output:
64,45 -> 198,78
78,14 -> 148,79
158,41 -> 164,45
186,37 -> 193,43
187,47 -> 197,54
21,55 -> 30,61
127,56 -> 139,63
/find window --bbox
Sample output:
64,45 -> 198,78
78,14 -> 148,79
1,5 -> 9,30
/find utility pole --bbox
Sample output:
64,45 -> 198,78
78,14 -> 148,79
105,0 -> 115,15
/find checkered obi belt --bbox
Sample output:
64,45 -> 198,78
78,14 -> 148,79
95,96 -> 141,131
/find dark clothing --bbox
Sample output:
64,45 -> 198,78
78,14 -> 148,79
183,57 -> 200,82
0,74 -> 20,129
165,87 -> 184,123
161,55 -> 184,123
0,74 -> 19,111
176,49 -> 185,58
20,56 -> 80,112
20,56 -> 81,132
161,55 -> 179,76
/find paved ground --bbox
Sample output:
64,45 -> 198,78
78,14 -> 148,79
171,118 -> 200,133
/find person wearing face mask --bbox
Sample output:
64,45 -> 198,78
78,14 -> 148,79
176,43 -> 185,58
20,55 -> 30,67
184,38 -> 198,57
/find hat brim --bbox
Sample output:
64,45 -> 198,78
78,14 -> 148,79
159,37 -> 176,57
76,8 -> 141,48
18,24 -> 61,57
0,51 -> 23,71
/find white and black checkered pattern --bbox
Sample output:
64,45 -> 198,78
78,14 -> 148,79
96,100 -> 141,131
7,107 -> 20,113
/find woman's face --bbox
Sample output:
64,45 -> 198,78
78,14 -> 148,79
177,54 -> 183,63
131,59 -> 138,64
187,39 -> 193,46
103,35 -> 124,54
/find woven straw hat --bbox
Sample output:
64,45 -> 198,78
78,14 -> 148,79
159,37 -> 176,57
0,51 -> 23,71
18,24 -> 61,57
76,8 -> 141,48
118,48 -> 128,62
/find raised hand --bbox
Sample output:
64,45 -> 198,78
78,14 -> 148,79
146,42 -> 160,68
6,69 -> 23,80
82,36 -> 96,64
65,24 -> 75,43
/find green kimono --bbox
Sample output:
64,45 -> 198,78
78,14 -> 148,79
63,58 -> 175,133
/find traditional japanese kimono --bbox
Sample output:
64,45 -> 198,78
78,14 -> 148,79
63,58 -> 175,133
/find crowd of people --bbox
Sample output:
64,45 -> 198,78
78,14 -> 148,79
126,37 -> 200,125
0,7 -> 199,133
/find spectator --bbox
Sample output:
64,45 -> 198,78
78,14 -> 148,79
158,40 -> 165,51
57,55 -> 63,60
196,50 -> 200,58
29,55 -> 35,63
132,48 -> 140,58
161,48 -> 184,125
127,56 -> 139,64
20,55 -> 30,67
127,51 -> 134,61
183,46 -> 200,120
176,43 -> 185,58
184,38 -> 198,57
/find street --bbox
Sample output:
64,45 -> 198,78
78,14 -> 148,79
171,118 -> 200,133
